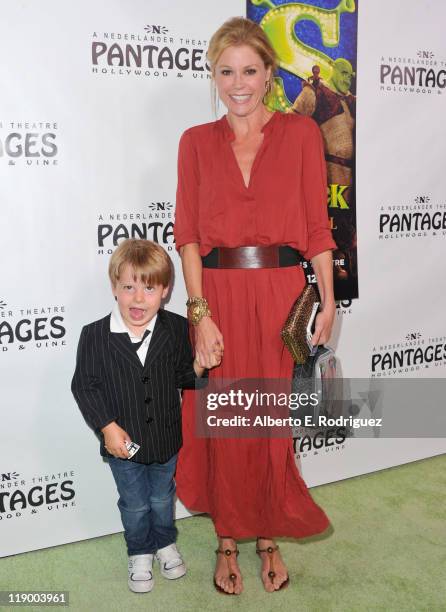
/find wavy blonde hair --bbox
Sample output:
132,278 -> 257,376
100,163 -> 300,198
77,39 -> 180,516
207,17 -> 277,114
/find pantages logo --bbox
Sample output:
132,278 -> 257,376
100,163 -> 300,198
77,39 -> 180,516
379,196 -> 446,240
0,300 -> 66,353
371,331 -> 446,377
292,426 -> 347,459
91,23 -> 210,80
97,200 -> 175,255
0,121 -> 58,166
380,50 -> 446,95
0,469 -> 75,521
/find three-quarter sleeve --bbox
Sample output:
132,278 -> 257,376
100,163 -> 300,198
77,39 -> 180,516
174,130 -> 200,250
300,118 -> 337,261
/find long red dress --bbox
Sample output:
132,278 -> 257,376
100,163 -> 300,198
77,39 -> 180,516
174,111 -> 336,539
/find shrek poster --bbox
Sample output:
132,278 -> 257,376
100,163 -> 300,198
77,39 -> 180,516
248,0 -> 358,300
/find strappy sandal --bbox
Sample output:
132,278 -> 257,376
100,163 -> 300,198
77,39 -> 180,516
214,541 -> 240,595
256,540 -> 290,591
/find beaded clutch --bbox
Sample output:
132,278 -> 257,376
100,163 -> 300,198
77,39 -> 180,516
281,284 -> 319,364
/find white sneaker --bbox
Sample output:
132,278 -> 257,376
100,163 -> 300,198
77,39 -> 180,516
128,554 -> 154,593
156,543 -> 186,580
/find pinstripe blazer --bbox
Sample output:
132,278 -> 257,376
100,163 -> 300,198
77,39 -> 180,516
71,308 -> 196,464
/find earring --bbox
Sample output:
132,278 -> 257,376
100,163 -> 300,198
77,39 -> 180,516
263,79 -> 272,103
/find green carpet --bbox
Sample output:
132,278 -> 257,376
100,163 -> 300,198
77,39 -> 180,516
1,455 -> 445,612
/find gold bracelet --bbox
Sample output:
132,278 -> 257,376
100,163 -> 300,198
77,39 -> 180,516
186,297 -> 211,325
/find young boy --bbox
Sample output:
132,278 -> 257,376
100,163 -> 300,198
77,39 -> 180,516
72,239 -> 213,593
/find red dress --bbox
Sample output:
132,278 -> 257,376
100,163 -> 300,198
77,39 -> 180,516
174,111 -> 336,539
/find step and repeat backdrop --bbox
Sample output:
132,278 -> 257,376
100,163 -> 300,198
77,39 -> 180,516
1,0 -> 445,556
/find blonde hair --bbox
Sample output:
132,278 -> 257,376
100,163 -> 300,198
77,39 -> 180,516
207,17 -> 277,114
108,239 -> 172,288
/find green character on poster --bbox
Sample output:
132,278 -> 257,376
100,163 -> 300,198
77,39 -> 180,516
251,0 -> 357,292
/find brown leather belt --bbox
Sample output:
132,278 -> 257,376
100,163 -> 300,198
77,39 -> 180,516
201,246 -> 301,269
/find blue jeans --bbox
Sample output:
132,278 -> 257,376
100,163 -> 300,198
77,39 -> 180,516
108,454 -> 178,556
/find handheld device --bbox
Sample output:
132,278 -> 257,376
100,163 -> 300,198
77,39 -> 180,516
125,441 -> 140,459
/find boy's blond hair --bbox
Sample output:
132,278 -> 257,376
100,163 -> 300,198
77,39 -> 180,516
108,239 -> 172,288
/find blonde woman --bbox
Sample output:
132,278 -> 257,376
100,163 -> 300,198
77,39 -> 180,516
174,17 -> 336,595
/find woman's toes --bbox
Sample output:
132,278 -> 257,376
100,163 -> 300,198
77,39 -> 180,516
218,577 -> 231,593
266,581 -> 275,592
215,569 -> 242,594
273,569 -> 289,590
273,573 -> 285,590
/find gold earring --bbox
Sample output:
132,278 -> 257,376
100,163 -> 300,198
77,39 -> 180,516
263,79 -> 272,103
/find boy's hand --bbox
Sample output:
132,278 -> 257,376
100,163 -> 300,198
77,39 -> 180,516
101,422 -> 131,459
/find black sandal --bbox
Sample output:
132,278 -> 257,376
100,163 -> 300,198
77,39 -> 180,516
214,538 -> 240,595
256,539 -> 290,591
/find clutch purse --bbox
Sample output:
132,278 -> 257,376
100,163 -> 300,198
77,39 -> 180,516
281,284 -> 319,364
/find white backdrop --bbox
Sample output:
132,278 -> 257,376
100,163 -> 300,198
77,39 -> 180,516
1,0 -> 445,557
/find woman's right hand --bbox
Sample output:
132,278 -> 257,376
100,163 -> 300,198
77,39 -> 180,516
194,316 -> 224,369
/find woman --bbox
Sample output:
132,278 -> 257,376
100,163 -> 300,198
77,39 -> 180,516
174,17 -> 336,594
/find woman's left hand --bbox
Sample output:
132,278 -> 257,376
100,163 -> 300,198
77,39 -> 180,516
311,302 -> 335,346
310,250 -> 336,346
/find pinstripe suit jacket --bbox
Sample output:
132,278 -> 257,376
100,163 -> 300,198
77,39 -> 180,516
71,308 -> 196,464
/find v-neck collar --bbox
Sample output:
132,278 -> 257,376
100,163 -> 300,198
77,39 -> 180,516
219,111 -> 279,190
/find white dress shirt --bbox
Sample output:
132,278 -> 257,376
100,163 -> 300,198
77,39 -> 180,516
110,302 -> 157,365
